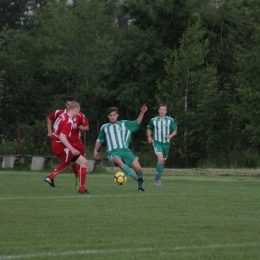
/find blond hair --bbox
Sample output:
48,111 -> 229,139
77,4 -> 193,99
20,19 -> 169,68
68,101 -> 80,111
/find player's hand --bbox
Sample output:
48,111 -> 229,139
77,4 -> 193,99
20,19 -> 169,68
94,150 -> 99,159
141,104 -> 148,113
71,148 -> 80,155
165,135 -> 171,140
47,131 -> 52,138
148,137 -> 154,143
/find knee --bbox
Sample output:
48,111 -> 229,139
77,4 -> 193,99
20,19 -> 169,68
83,159 -> 87,168
158,159 -> 164,164
78,156 -> 87,168
135,166 -> 142,173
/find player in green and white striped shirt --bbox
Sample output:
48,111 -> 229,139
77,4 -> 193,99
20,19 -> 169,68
147,104 -> 177,186
94,105 -> 148,191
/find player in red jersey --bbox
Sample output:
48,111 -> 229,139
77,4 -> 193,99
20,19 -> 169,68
47,97 -> 89,188
44,101 -> 89,194
47,97 -> 74,138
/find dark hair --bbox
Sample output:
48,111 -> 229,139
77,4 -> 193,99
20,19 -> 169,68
107,107 -> 118,115
65,96 -> 74,102
159,104 -> 167,109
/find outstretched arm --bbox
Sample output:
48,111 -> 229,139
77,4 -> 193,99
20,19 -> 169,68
137,104 -> 148,125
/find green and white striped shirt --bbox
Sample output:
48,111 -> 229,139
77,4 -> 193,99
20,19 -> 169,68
97,120 -> 139,152
147,116 -> 177,143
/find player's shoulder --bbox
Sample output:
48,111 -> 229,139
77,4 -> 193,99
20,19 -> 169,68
118,120 -> 129,124
77,111 -> 86,117
74,111 -> 85,120
151,116 -> 159,121
165,116 -> 176,123
100,122 -> 110,129
56,108 -> 66,114
61,112 -> 72,120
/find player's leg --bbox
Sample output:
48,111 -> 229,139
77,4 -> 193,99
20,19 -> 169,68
155,143 -> 170,186
72,142 -> 85,189
108,150 -> 138,180
153,141 -> 163,186
113,156 -> 138,180
44,162 -> 70,187
44,146 -> 72,187
131,159 -> 145,192
74,155 -> 88,194
155,153 -> 164,186
70,163 -> 80,188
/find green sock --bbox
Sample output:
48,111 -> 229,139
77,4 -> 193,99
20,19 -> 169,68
137,173 -> 143,188
156,163 -> 163,180
122,165 -> 138,180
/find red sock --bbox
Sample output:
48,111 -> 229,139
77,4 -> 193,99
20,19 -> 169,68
49,162 -> 70,179
79,167 -> 87,191
71,163 -> 79,178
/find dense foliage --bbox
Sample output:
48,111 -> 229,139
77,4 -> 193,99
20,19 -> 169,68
0,0 -> 260,168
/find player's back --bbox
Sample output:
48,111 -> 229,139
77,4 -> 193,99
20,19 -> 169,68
48,108 -> 66,122
52,113 -> 73,142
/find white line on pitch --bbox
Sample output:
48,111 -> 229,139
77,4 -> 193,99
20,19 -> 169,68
0,242 -> 259,259
0,193 -> 158,200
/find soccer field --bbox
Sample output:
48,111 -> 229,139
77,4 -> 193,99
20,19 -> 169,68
0,170 -> 260,260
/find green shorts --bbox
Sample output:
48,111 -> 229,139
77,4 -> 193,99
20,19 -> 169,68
153,141 -> 170,159
108,148 -> 137,166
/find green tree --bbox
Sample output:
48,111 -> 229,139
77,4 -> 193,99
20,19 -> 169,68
0,28 -> 51,125
36,0 -> 121,120
230,0 -> 260,147
157,19 -> 217,167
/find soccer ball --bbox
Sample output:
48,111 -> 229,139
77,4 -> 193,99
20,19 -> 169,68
114,172 -> 127,185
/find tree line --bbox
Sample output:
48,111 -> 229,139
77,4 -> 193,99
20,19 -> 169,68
0,0 -> 260,168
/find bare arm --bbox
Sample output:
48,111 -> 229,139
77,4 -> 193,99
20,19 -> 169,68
165,130 -> 177,140
137,104 -> 148,125
59,133 -> 79,155
147,129 -> 153,143
47,117 -> 53,138
79,125 -> 90,131
94,141 -> 102,159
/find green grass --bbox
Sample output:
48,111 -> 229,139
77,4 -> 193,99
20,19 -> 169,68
1,169 -> 260,259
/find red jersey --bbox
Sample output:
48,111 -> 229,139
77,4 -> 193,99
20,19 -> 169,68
52,113 -> 78,162
69,112 -> 89,143
48,109 -> 67,122
52,113 -> 73,144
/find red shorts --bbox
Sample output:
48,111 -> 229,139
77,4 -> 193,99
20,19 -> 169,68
52,143 -> 76,162
72,141 -> 85,157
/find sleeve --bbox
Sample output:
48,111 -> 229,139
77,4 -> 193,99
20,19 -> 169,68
61,121 -> 73,136
48,109 -> 63,122
48,111 -> 56,122
80,112 -> 89,127
170,118 -> 178,131
147,119 -> 154,130
96,126 -> 105,143
125,120 -> 139,132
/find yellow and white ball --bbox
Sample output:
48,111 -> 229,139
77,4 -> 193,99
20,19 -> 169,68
114,172 -> 127,185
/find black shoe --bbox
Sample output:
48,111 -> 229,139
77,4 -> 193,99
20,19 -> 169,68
78,189 -> 90,195
138,187 -> 145,192
44,176 -> 55,187
137,176 -> 145,183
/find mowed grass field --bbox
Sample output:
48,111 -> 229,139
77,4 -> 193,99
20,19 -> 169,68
1,168 -> 260,260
